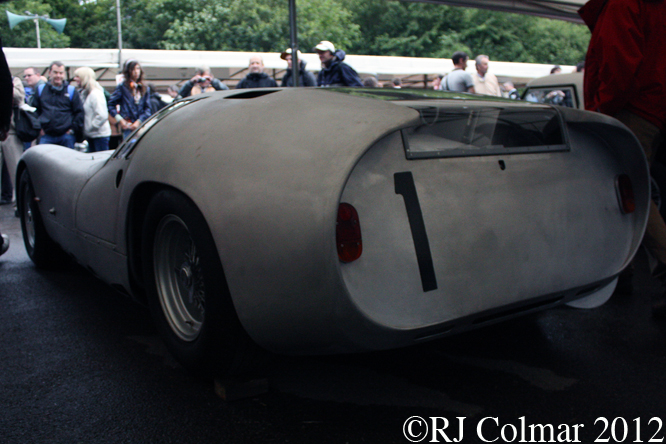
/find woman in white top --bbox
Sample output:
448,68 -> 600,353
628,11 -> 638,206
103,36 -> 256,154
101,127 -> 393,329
73,67 -> 112,152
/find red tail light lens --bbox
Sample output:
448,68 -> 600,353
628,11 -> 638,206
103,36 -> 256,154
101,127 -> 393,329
337,203 -> 362,262
616,174 -> 635,214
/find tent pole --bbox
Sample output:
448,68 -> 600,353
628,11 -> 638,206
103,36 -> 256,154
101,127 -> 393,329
289,0 -> 299,87
116,0 -> 123,69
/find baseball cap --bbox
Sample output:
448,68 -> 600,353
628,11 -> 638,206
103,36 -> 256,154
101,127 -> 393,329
314,41 -> 335,53
280,48 -> 303,60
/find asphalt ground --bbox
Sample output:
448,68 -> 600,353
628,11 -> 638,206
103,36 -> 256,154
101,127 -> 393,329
2,202 -> 666,444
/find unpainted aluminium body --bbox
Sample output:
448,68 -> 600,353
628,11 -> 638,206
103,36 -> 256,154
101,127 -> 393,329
17,87 -> 648,358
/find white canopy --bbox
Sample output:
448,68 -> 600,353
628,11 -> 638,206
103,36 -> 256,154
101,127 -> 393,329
402,0 -> 587,23
4,47 -> 573,89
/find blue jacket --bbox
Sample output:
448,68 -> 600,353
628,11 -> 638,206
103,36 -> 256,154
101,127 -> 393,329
108,81 -> 152,124
316,50 -> 363,87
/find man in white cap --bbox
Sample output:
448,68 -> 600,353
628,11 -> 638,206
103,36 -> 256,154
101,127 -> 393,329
314,41 -> 362,87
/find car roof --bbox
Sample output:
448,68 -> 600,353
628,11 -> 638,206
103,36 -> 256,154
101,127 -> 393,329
525,72 -> 583,89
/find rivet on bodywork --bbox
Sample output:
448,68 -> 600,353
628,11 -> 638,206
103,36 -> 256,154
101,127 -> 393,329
49,208 -> 56,215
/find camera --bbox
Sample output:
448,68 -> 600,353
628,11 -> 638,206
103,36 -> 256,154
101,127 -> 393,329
196,77 -> 210,84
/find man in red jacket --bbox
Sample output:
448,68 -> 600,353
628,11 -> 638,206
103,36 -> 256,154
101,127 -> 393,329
580,0 -> 666,315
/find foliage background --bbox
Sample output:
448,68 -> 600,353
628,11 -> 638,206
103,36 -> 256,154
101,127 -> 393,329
1,0 -> 590,65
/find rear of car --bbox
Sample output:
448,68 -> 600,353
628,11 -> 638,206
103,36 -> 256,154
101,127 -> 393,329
335,96 -> 648,344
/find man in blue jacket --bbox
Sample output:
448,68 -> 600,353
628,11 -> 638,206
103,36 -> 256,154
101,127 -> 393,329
314,41 -> 363,88
33,61 -> 84,149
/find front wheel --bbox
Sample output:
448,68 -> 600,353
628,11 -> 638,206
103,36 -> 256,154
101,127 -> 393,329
141,190 -> 263,377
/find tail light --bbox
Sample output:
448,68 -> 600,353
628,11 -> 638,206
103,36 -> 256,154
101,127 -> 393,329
616,174 -> 635,214
337,203 -> 362,262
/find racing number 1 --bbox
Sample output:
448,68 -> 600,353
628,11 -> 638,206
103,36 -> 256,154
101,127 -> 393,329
394,172 -> 438,292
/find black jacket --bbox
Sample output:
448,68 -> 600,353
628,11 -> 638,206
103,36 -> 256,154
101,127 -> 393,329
149,91 -> 169,114
236,72 -> 277,89
316,50 -> 363,87
33,82 -> 84,138
280,61 -> 317,87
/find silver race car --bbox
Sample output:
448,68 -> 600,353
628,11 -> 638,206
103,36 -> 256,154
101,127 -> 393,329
17,88 -> 649,376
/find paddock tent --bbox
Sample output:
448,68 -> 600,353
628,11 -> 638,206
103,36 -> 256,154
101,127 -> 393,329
4,48 -> 573,90
402,0 -> 588,23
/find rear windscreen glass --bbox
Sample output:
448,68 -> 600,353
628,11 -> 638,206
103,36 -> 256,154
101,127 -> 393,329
402,106 -> 567,159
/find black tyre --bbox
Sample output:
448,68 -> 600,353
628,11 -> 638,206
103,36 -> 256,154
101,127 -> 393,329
18,169 -> 68,268
141,190 -> 263,378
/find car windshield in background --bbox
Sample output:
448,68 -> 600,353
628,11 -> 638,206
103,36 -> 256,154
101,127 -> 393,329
402,105 -> 567,159
523,86 -> 578,108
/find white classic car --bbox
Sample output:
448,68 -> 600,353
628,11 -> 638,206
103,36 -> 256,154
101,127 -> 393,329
18,88 -> 649,376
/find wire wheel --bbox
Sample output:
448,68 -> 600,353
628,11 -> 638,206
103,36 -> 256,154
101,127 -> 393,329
143,190 -> 267,377
153,214 -> 206,342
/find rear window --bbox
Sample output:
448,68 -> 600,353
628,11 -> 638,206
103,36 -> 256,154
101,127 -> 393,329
401,105 -> 568,159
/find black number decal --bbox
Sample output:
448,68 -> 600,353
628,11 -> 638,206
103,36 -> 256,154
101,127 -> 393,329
394,172 -> 438,292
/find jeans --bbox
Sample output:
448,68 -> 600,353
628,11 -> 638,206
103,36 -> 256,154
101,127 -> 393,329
40,132 -> 76,149
89,137 -> 110,152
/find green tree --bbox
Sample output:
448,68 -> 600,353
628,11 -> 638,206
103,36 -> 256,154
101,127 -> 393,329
2,0 -> 70,48
159,0 -> 359,53
521,17 -> 590,65
120,0 -> 197,50
1,0 -> 590,66
343,0 -> 468,57
458,9 -> 589,65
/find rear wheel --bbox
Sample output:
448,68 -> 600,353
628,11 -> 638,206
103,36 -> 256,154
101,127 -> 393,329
18,169 -> 67,268
141,190 -> 263,378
